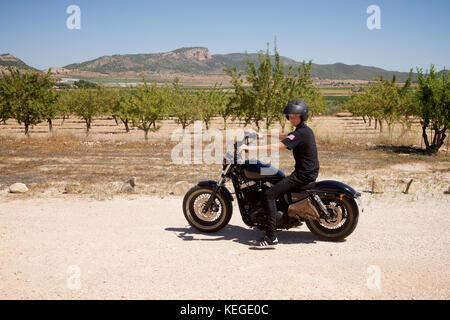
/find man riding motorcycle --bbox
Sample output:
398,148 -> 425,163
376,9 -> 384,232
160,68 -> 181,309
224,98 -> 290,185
239,99 -> 319,249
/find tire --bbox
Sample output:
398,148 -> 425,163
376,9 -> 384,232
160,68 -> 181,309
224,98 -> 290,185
306,196 -> 359,241
182,185 -> 233,233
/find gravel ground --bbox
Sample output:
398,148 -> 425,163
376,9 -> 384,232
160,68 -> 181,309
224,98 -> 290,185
0,192 -> 449,300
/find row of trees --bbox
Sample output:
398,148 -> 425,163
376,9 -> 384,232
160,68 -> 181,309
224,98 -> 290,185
345,66 -> 449,152
0,53 -> 448,153
0,69 -> 234,140
345,74 -> 416,133
60,79 -> 231,139
0,46 -> 326,139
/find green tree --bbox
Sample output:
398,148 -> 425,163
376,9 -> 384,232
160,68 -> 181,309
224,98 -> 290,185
130,80 -> 167,140
57,90 -> 73,126
0,67 -> 56,136
74,79 -> 98,89
415,65 -> 449,153
196,89 -> 216,131
41,86 -> 60,133
216,92 -> 232,130
0,91 -> 10,124
112,88 -> 135,132
64,86 -> 107,136
371,76 -> 400,134
168,78 -> 199,130
395,72 -> 416,134
101,87 -> 119,123
225,46 -> 286,131
225,45 -> 325,132
196,83 -> 229,130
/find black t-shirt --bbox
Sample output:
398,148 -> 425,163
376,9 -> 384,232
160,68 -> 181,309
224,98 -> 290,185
281,123 -> 319,181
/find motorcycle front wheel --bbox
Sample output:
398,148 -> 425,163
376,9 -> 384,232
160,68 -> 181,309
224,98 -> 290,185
182,185 -> 233,233
306,196 -> 359,241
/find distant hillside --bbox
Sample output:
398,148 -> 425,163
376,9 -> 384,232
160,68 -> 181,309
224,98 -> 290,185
64,47 -> 215,74
0,53 -> 35,71
310,63 -> 417,82
3,48 -> 444,82
64,47 -> 419,82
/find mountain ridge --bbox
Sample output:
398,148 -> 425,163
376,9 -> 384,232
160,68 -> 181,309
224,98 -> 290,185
62,47 -> 418,81
1,48 -> 446,81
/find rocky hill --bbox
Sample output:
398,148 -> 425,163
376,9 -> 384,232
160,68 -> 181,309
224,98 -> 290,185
64,47 -> 216,75
0,53 -> 35,71
2,48 -> 440,82
63,47 -> 418,81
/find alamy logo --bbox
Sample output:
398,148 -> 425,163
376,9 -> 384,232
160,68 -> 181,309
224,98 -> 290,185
66,5 -> 81,30
170,121 -> 279,169
366,5 -> 381,30
366,265 -> 382,291
66,265 -> 81,290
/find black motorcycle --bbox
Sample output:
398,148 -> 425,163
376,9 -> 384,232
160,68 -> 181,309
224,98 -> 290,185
182,132 -> 363,241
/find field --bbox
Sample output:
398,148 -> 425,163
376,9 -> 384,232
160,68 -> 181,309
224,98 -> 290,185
0,115 -> 449,299
0,114 -> 448,198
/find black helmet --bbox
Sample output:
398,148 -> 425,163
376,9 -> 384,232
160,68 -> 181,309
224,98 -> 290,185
283,99 -> 309,121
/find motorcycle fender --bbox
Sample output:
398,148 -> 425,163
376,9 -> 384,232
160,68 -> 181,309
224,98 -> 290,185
314,180 -> 361,198
198,180 -> 234,202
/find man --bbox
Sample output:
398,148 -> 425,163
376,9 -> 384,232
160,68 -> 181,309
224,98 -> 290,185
239,99 -> 320,249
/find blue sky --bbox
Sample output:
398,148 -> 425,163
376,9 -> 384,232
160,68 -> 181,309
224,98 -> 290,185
0,0 -> 449,72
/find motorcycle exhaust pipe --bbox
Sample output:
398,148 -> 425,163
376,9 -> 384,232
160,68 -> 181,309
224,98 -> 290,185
287,198 -> 321,221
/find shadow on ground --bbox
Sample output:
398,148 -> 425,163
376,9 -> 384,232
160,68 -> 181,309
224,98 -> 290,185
373,144 -> 430,155
165,224 -> 317,246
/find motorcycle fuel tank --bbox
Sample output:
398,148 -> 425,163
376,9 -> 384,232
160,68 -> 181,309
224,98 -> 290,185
242,160 -> 285,180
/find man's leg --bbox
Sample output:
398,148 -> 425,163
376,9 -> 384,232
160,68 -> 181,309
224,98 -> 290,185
263,173 -> 310,240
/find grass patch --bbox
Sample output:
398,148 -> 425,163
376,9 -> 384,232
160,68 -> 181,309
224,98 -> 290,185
323,96 -> 349,115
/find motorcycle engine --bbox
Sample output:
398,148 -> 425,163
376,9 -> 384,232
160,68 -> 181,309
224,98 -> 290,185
239,180 -> 285,227
240,180 -> 261,205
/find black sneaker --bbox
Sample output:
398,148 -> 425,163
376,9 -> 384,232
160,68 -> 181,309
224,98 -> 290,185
250,236 -> 278,249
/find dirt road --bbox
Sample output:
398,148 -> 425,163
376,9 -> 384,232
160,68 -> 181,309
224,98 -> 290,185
0,192 -> 448,300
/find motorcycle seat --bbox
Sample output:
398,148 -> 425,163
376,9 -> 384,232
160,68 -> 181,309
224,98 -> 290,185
294,181 -> 316,191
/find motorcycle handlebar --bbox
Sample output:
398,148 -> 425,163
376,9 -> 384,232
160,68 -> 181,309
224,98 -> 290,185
231,131 -> 259,162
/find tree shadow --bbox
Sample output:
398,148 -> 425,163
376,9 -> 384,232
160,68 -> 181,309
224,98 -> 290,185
372,144 -> 430,155
165,224 -> 317,247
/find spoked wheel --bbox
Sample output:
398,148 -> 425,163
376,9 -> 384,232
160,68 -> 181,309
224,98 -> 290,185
182,185 -> 233,233
306,196 -> 359,241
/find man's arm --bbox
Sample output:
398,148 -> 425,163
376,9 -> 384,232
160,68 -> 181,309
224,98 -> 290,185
260,133 -> 288,140
239,141 -> 287,152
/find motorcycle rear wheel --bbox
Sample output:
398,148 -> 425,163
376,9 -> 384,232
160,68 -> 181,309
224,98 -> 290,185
305,196 -> 359,241
182,185 -> 233,233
